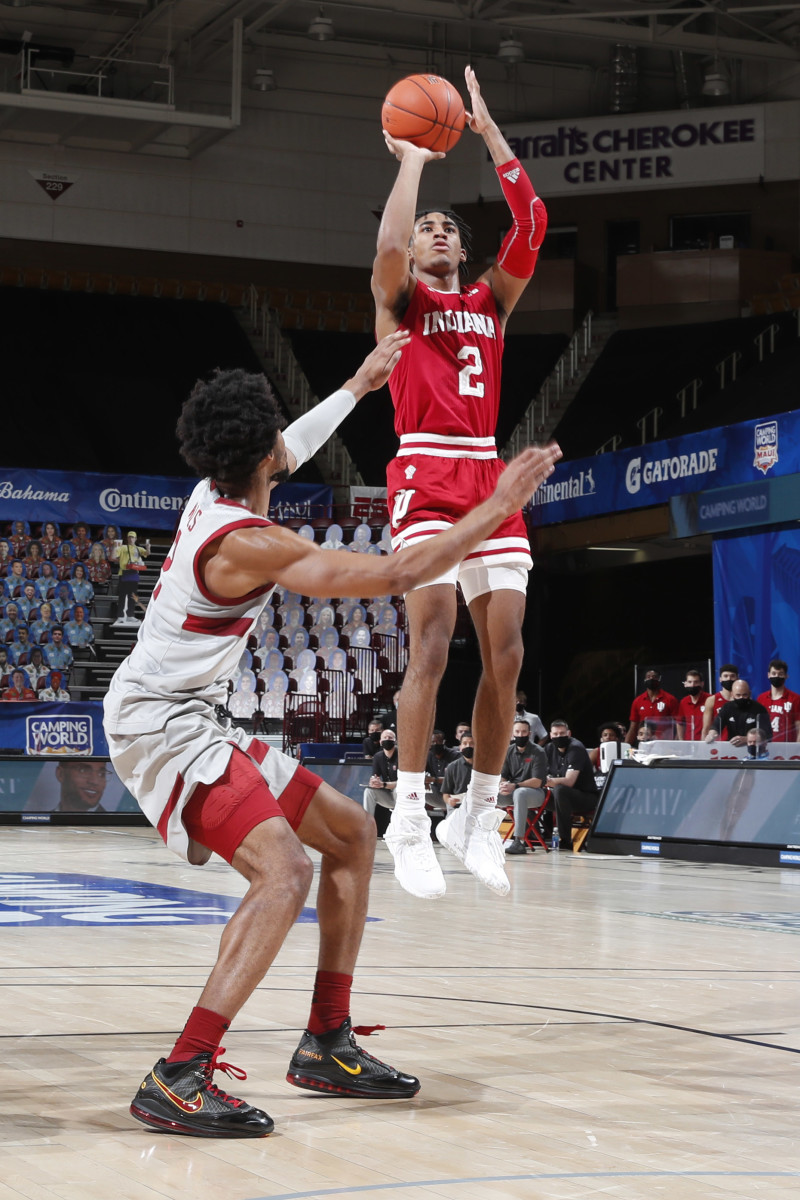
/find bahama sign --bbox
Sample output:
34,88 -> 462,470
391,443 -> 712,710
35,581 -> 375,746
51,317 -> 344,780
480,103 -> 764,197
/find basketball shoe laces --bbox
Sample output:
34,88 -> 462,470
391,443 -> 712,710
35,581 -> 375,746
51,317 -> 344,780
394,821 -> 439,874
203,1047 -> 247,1106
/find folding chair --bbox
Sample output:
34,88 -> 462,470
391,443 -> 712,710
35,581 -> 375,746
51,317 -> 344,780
502,787 -> 551,852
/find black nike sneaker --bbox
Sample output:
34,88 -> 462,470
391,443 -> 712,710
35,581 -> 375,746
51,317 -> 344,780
286,1018 -> 421,1098
130,1048 -> 274,1138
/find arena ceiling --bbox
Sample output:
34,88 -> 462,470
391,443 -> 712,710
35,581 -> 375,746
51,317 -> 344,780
0,0 -> 799,154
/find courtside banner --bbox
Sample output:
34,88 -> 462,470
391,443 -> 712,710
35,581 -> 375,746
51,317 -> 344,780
531,409 -> 799,526
480,102 -> 765,197
0,701 -> 109,756
0,468 -> 193,530
0,468 -> 332,530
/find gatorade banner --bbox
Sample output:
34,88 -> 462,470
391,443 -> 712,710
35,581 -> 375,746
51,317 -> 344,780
531,409 -> 797,526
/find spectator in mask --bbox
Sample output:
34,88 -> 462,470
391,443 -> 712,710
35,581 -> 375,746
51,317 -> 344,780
676,669 -> 710,741
545,719 -> 597,850
626,669 -> 678,744
363,729 -> 398,817
499,719 -> 547,855
707,679 -> 772,747
442,732 -> 474,808
701,664 -> 739,740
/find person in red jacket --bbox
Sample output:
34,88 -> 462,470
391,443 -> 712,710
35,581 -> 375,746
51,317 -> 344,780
756,659 -> 800,742
676,668 -> 710,741
2,668 -> 37,702
626,668 -> 678,744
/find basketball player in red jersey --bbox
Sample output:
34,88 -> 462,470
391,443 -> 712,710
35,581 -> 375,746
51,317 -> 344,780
372,65 -> 548,899
105,333 -> 560,1137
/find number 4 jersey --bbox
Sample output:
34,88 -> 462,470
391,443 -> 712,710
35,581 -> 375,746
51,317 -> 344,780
386,278 -> 532,571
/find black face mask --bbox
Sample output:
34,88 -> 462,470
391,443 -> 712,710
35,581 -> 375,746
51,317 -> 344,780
645,678 -> 661,691
514,735 -> 529,748
720,679 -> 735,691
461,746 -> 474,759
432,745 -> 445,755
552,735 -> 571,750
380,740 -> 395,751
770,676 -> 787,689
734,698 -> 750,709
685,684 -> 703,695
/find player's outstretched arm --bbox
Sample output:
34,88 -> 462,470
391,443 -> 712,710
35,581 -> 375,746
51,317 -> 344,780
283,331 -> 410,474
465,65 -> 547,321
221,442 -> 562,601
372,134 -> 444,337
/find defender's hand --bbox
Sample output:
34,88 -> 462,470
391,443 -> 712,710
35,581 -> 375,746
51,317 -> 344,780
494,443 -> 562,515
348,330 -> 411,398
383,129 -> 446,164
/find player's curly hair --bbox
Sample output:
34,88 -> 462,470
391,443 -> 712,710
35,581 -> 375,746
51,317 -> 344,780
177,368 -> 285,492
413,208 -> 472,279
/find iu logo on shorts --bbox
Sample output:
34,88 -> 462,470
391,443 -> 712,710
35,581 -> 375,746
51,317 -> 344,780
392,489 -> 416,525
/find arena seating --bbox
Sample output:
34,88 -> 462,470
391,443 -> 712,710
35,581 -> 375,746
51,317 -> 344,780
553,311 -> 800,457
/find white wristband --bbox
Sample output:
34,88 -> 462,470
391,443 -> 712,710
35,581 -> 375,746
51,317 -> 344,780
282,389 -> 357,470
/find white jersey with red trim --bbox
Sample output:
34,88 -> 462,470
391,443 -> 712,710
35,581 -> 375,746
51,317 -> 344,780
104,479 -> 274,734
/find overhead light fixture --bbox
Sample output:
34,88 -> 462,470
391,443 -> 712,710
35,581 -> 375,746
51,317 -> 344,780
308,8 -> 334,41
498,32 -> 524,65
702,58 -> 730,97
250,67 -> 276,93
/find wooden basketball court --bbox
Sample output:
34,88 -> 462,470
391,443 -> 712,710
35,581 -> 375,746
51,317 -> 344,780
2,825 -> 799,1199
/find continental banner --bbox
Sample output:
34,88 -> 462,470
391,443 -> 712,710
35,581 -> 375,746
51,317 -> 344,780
0,467 -> 332,531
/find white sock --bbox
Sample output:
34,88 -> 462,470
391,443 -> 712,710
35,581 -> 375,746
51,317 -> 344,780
465,770 -> 500,815
394,772 -> 427,819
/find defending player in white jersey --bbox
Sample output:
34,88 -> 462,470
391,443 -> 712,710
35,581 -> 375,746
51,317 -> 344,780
104,331 -> 560,1139
372,66 -> 548,900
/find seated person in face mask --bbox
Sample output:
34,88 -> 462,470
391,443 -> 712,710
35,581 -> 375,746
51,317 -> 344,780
626,669 -> 678,744
707,679 -> 772,747
363,718 -> 385,759
545,719 -> 597,850
363,729 -> 398,817
442,732 -> 474,808
424,730 -> 458,812
500,719 -> 547,855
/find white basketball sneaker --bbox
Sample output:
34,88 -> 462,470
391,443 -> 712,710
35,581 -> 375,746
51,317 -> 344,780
384,810 -> 446,900
463,807 -> 510,896
435,801 -> 469,863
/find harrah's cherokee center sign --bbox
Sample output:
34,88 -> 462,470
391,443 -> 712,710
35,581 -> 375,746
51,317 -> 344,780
480,103 -> 764,196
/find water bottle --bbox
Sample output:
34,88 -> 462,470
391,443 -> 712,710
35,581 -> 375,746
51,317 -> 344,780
551,828 -> 560,851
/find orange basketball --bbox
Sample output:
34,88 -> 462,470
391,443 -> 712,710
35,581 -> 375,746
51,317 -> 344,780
381,74 -> 466,153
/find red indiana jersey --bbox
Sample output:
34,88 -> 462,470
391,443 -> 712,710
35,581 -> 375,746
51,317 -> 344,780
756,688 -> 800,741
677,691 -> 710,740
388,279 -> 503,439
630,689 -> 678,737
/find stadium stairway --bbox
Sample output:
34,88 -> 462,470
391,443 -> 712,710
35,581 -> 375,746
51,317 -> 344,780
68,545 -> 167,702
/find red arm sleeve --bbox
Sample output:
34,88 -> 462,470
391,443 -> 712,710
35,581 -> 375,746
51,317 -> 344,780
495,158 -> 548,279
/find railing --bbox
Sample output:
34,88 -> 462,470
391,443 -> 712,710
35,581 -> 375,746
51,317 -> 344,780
22,48 -> 174,107
247,285 -> 362,487
598,313 -> 799,453
504,311 -> 593,458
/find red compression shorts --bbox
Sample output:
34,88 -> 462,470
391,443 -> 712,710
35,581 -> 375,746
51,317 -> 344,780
182,746 -> 321,864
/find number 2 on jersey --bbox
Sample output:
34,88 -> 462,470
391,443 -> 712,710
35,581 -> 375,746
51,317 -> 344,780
457,346 -> 484,398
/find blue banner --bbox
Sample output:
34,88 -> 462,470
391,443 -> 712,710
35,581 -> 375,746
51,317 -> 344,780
713,527 -> 800,681
0,701 -> 109,756
0,467 -> 333,531
532,409 -> 795,526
